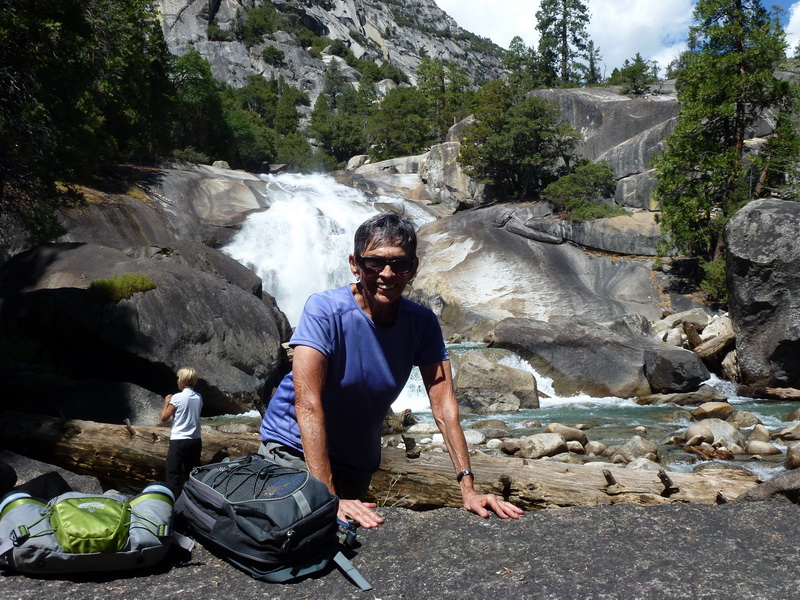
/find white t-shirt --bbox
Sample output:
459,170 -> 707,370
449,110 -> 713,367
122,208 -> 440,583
169,388 -> 202,440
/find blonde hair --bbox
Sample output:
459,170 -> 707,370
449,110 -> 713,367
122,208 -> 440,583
177,367 -> 198,388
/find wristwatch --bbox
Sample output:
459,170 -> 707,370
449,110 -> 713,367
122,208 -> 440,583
456,469 -> 474,483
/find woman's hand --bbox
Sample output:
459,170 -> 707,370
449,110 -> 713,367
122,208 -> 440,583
338,499 -> 384,528
462,490 -> 524,520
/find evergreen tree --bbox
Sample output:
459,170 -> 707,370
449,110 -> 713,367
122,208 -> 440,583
0,0 -> 174,245
416,58 -> 474,141
459,81 -> 580,199
503,36 -> 540,95
221,93 -> 277,171
274,86 -> 301,136
308,72 -> 364,166
171,49 -> 228,158
416,58 -> 448,140
444,62 -> 474,125
581,41 -> 604,85
353,72 -> 378,152
368,86 -> 430,161
608,53 -> 659,95
536,0 -> 593,86
653,0 -> 794,259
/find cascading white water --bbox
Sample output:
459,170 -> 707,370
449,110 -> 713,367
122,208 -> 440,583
224,173 -> 378,325
223,172 -> 436,410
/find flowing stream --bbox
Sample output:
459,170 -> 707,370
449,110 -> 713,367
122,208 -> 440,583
222,172 -> 794,479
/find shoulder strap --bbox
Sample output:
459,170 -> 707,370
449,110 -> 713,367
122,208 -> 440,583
0,536 -> 13,555
172,531 -> 195,552
333,550 -> 373,591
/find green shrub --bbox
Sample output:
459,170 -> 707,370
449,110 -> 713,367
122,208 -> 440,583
208,23 -> 234,41
700,256 -> 729,304
90,274 -> 156,303
172,146 -> 210,165
262,46 -> 285,66
542,161 -> 623,221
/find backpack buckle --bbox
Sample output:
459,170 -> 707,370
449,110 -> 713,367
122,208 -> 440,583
11,525 -> 30,546
337,518 -> 359,549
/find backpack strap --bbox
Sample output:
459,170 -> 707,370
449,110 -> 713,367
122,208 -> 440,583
0,536 -> 13,555
172,531 -> 195,552
333,550 -> 373,591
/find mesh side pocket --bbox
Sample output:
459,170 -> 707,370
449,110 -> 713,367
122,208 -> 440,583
209,462 -> 308,503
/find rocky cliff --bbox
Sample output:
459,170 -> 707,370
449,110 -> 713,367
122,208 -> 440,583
159,0 -> 505,106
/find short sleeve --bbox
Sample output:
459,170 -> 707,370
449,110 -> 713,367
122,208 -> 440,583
414,309 -> 449,366
289,293 -> 335,357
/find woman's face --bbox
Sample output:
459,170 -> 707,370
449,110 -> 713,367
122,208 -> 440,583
349,241 -> 418,309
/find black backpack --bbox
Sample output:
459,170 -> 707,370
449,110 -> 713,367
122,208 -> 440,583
175,454 -> 371,590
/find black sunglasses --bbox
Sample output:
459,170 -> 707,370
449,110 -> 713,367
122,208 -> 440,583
356,255 -> 416,274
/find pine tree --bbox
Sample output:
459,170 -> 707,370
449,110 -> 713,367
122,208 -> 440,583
653,0 -> 795,259
581,41 -> 604,85
459,81 -> 580,199
535,0 -> 593,86
503,36 -> 541,95
608,53 -> 658,95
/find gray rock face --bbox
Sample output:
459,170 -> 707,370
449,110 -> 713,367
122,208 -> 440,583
409,205 -> 664,340
58,165 -> 268,249
530,88 -> 678,210
0,243 -> 285,416
522,209 -> 665,256
158,0 -> 505,104
726,199 -> 800,388
491,318 -> 709,398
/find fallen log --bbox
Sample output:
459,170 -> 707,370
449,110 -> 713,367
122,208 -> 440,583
692,331 -> 735,360
369,448 -> 761,510
0,412 -> 260,490
0,412 -> 762,509
736,386 -> 800,401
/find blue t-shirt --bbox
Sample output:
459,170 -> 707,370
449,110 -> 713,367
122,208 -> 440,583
260,285 -> 449,475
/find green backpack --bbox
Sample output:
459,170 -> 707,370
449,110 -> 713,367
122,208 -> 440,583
0,485 -> 193,575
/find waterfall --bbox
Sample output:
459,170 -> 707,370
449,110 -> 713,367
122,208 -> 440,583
222,172 -> 435,411
224,172 -> 435,326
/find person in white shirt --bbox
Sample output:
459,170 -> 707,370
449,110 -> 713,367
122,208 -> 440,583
161,367 -> 203,495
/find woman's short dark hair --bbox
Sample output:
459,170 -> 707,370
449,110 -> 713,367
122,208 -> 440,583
353,212 -> 417,257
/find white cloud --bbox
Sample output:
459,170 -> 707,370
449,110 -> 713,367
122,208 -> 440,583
786,2 -> 800,52
434,0 -> 540,49
587,0 -> 693,75
435,0 -> 798,77
434,0 -> 692,74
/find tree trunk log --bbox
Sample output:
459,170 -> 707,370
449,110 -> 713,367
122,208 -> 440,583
692,331 -> 735,360
369,448 -> 760,510
737,386 -> 800,401
0,413 -> 762,509
0,412 -> 260,490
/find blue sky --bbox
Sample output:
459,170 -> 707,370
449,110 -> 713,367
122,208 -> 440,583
434,0 -> 800,76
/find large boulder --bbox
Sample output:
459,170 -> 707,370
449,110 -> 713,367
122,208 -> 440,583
492,317 -> 710,398
58,165 -> 268,250
453,350 -> 539,413
530,88 -> 678,209
0,243 -> 287,418
410,205 -> 664,340
418,140 -> 489,209
726,199 -> 800,388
